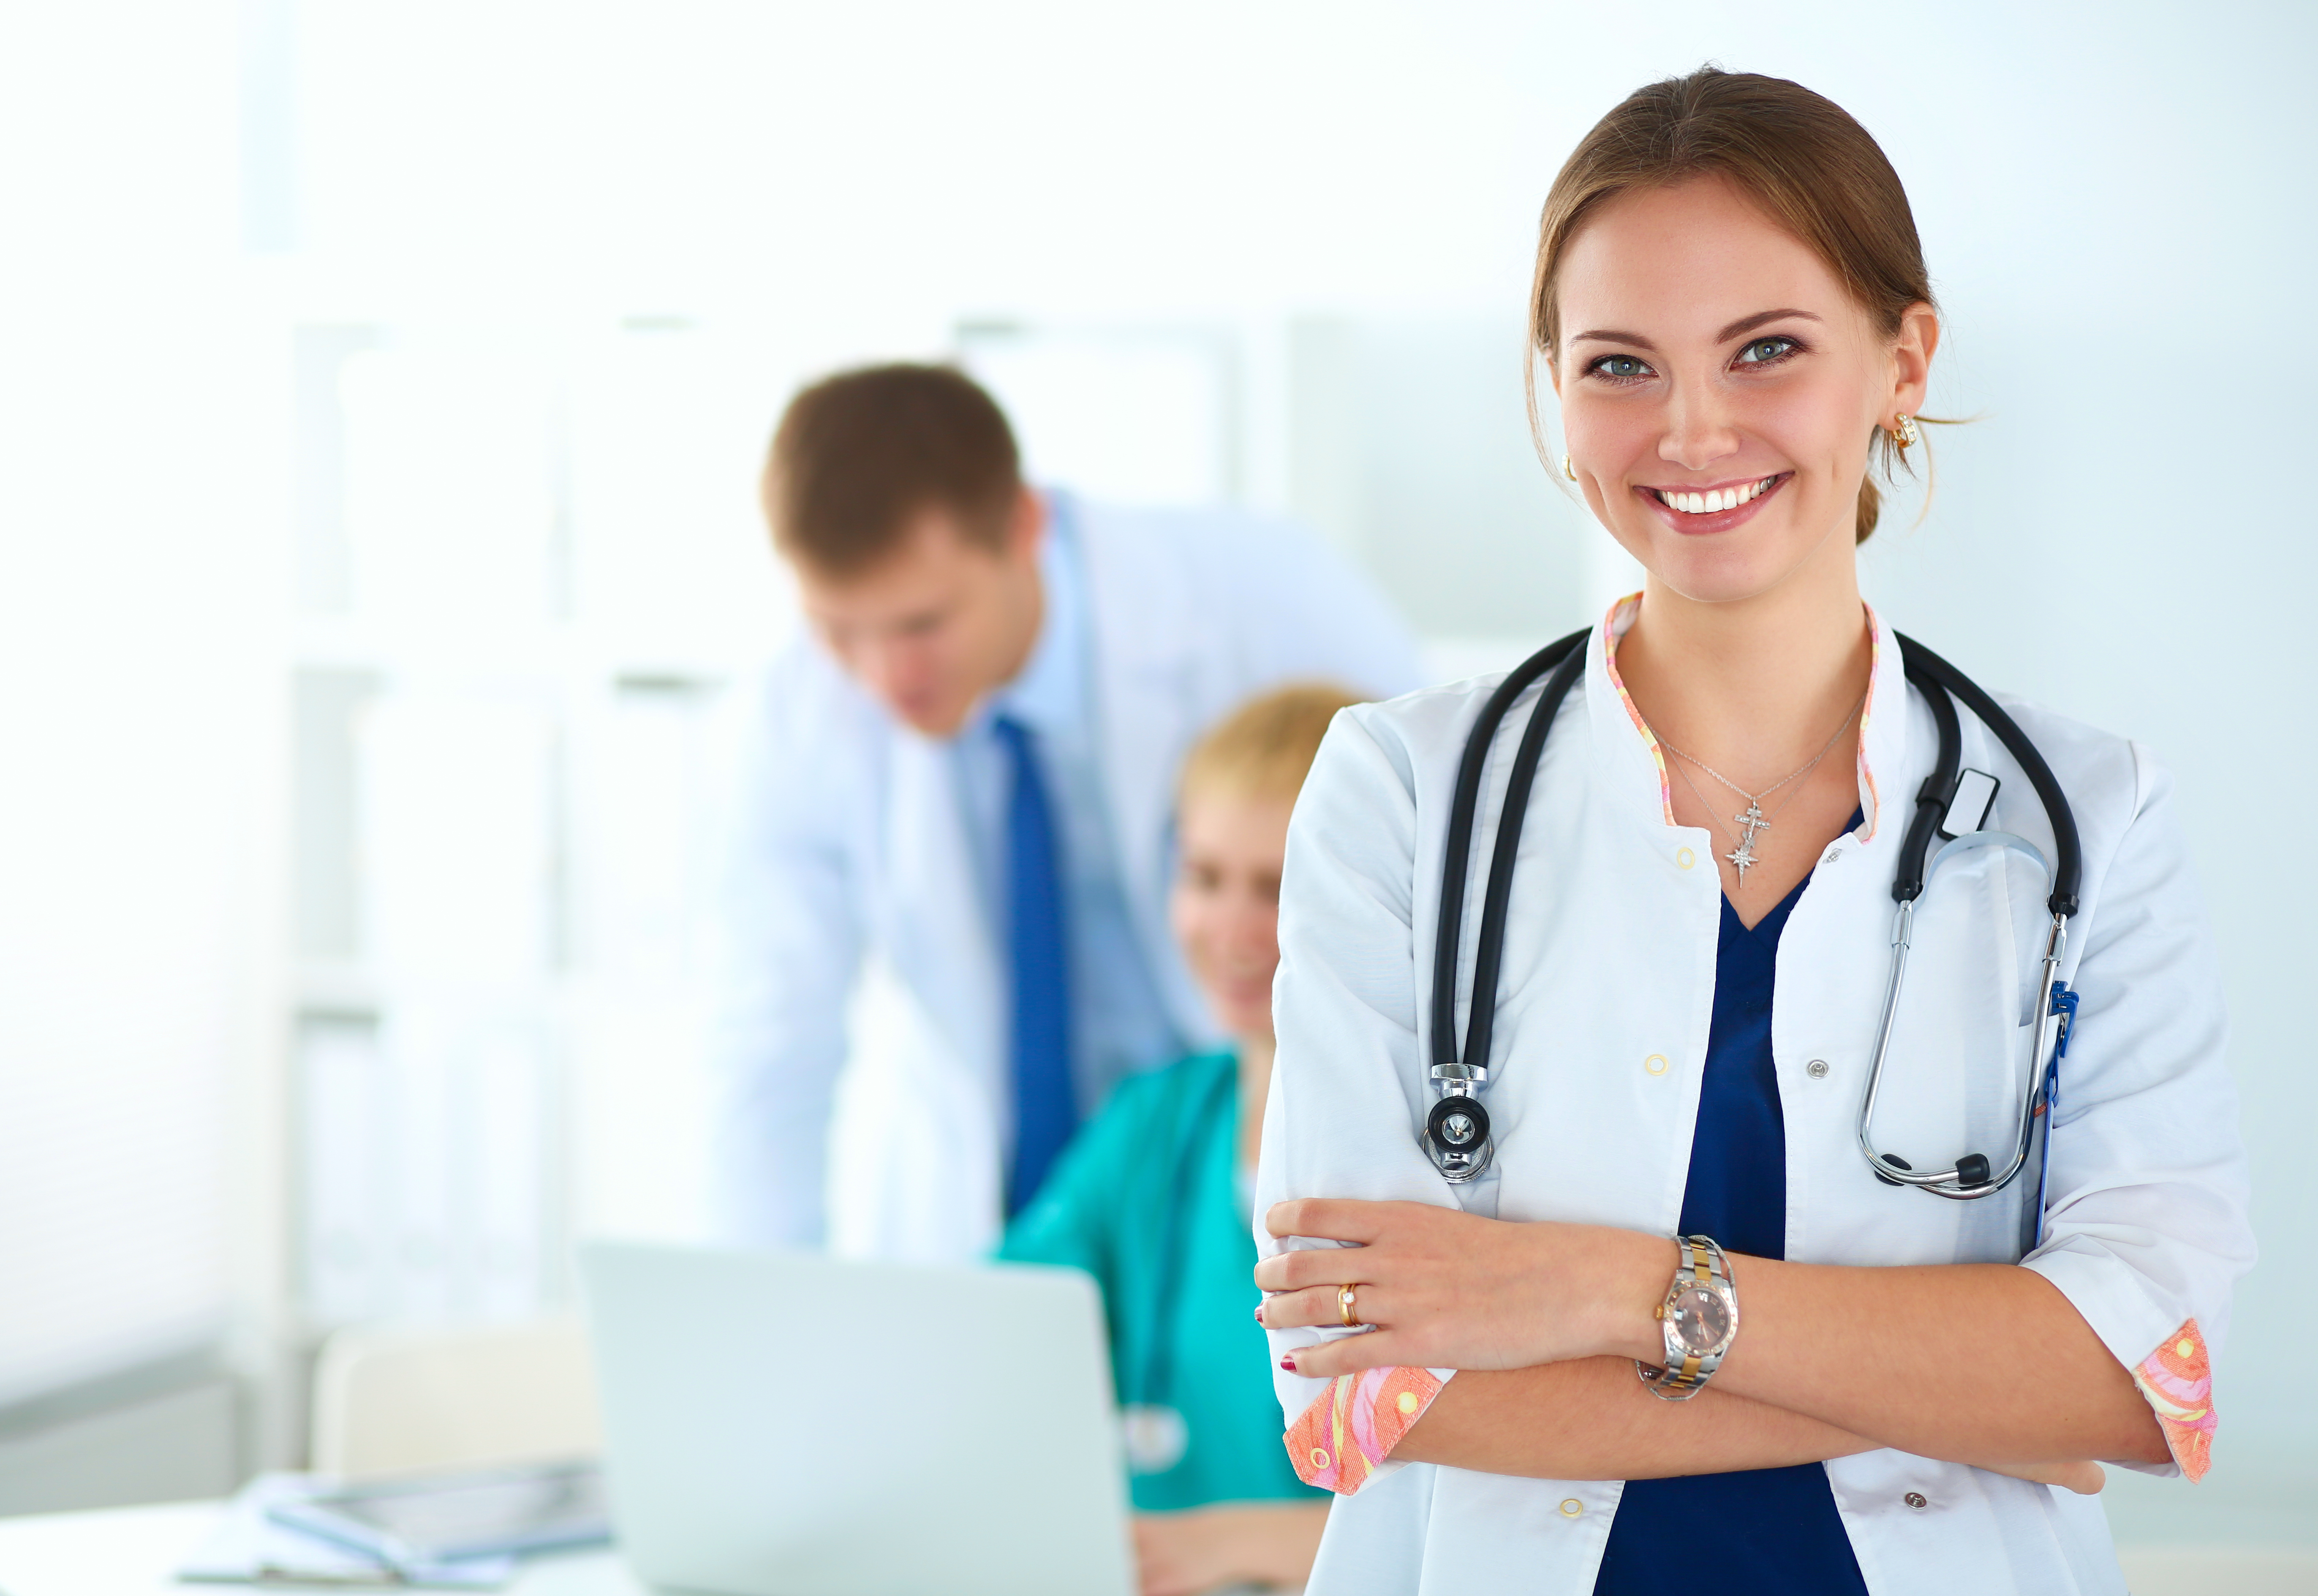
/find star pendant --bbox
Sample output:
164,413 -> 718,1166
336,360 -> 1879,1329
1726,839 -> 1758,883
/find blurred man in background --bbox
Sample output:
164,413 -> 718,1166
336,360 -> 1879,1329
708,363 -> 1419,1260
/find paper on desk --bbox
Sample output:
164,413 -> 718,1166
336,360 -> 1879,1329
179,1474 -> 515,1590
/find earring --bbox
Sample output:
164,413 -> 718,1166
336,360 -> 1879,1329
1562,453 -> 1578,481
1891,413 -> 1921,449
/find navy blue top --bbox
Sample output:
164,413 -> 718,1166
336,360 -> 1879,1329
1594,867 -> 1870,1596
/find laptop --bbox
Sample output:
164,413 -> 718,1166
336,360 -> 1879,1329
577,1241 -> 1136,1596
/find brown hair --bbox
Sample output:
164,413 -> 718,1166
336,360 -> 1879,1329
1529,67 -> 1937,543
1179,682 -> 1366,808
762,363 -> 1022,575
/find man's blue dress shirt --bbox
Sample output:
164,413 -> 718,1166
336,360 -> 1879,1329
955,506 -> 1186,1156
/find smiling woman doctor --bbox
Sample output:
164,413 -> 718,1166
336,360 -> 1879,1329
1249,68 -> 2253,1596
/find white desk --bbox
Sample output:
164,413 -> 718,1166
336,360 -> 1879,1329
0,1500 -> 646,1596
5,1500 -> 2315,1596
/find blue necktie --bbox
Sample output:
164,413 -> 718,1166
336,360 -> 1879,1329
996,714 -> 1076,1215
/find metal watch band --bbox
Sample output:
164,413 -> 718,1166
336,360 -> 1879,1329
1635,1234 -> 1737,1402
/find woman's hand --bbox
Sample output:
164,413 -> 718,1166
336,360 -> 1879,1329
1253,1199 -> 1670,1378
1133,1503 -> 1330,1596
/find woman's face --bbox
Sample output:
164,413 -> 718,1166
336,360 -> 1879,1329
1170,789 -> 1295,1041
1548,175 -> 1935,606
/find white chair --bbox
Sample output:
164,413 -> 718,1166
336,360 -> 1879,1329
309,1317 -> 604,1480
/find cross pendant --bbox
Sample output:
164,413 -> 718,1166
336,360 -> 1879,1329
1728,800 -> 1770,885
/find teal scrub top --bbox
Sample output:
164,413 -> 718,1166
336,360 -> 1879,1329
998,1049 -> 1323,1512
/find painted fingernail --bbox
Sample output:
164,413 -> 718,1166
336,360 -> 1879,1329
1279,1355 -> 1298,1373
1253,1305 -> 1265,1323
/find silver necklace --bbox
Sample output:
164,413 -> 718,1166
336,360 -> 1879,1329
1654,693 -> 1866,886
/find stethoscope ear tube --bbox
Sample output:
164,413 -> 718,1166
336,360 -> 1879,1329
1858,878 -> 2071,1205
1890,649 -> 1962,907
1894,635 -> 2082,918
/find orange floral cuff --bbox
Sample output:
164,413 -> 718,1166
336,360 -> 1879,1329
2130,1319 -> 2215,1482
1283,1364 -> 1447,1495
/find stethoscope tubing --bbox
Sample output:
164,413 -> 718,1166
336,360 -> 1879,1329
1427,630 -> 1589,1077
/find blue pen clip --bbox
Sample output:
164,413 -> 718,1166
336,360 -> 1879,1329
2025,981 -> 2078,1256
2049,981 -> 2079,1065
2030,982 -> 2075,1122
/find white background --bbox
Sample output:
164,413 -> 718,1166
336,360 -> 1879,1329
0,0 -> 2310,1549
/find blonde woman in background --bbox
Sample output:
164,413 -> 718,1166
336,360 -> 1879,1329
1003,685 -> 1359,1595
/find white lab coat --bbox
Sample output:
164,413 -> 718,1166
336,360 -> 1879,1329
1258,599 -> 2253,1596
708,498 -> 1421,1262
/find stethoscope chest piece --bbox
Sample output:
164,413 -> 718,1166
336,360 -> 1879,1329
1120,1403 -> 1189,1475
1423,1066 -> 1492,1181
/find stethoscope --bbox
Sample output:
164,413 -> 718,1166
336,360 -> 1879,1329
1422,628 -> 2084,1258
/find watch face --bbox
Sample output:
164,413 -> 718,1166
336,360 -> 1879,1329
1669,1286 -> 1733,1354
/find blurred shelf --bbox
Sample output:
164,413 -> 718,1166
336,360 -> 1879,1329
290,615 -> 751,690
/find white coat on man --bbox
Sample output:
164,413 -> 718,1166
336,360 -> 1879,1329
707,492 -> 1423,1263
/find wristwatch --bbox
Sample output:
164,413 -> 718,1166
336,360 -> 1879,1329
1636,1234 -> 1738,1401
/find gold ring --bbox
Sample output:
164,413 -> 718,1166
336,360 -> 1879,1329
1338,1285 -> 1360,1328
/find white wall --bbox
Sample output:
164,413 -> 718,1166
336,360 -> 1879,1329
0,1 -> 286,1432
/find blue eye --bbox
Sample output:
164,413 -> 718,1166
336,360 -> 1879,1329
1591,355 -> 1652,380
1735,337 -> 1798,365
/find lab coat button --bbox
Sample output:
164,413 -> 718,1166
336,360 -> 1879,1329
1559,1498 -> 1583,1518
1904,1492 -> 1928,1510
1675,846 -> 1696,870
1822,848 -> 1843,865
1806,1059 -> 1830,1079
1643,1054 -> 1669,1077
